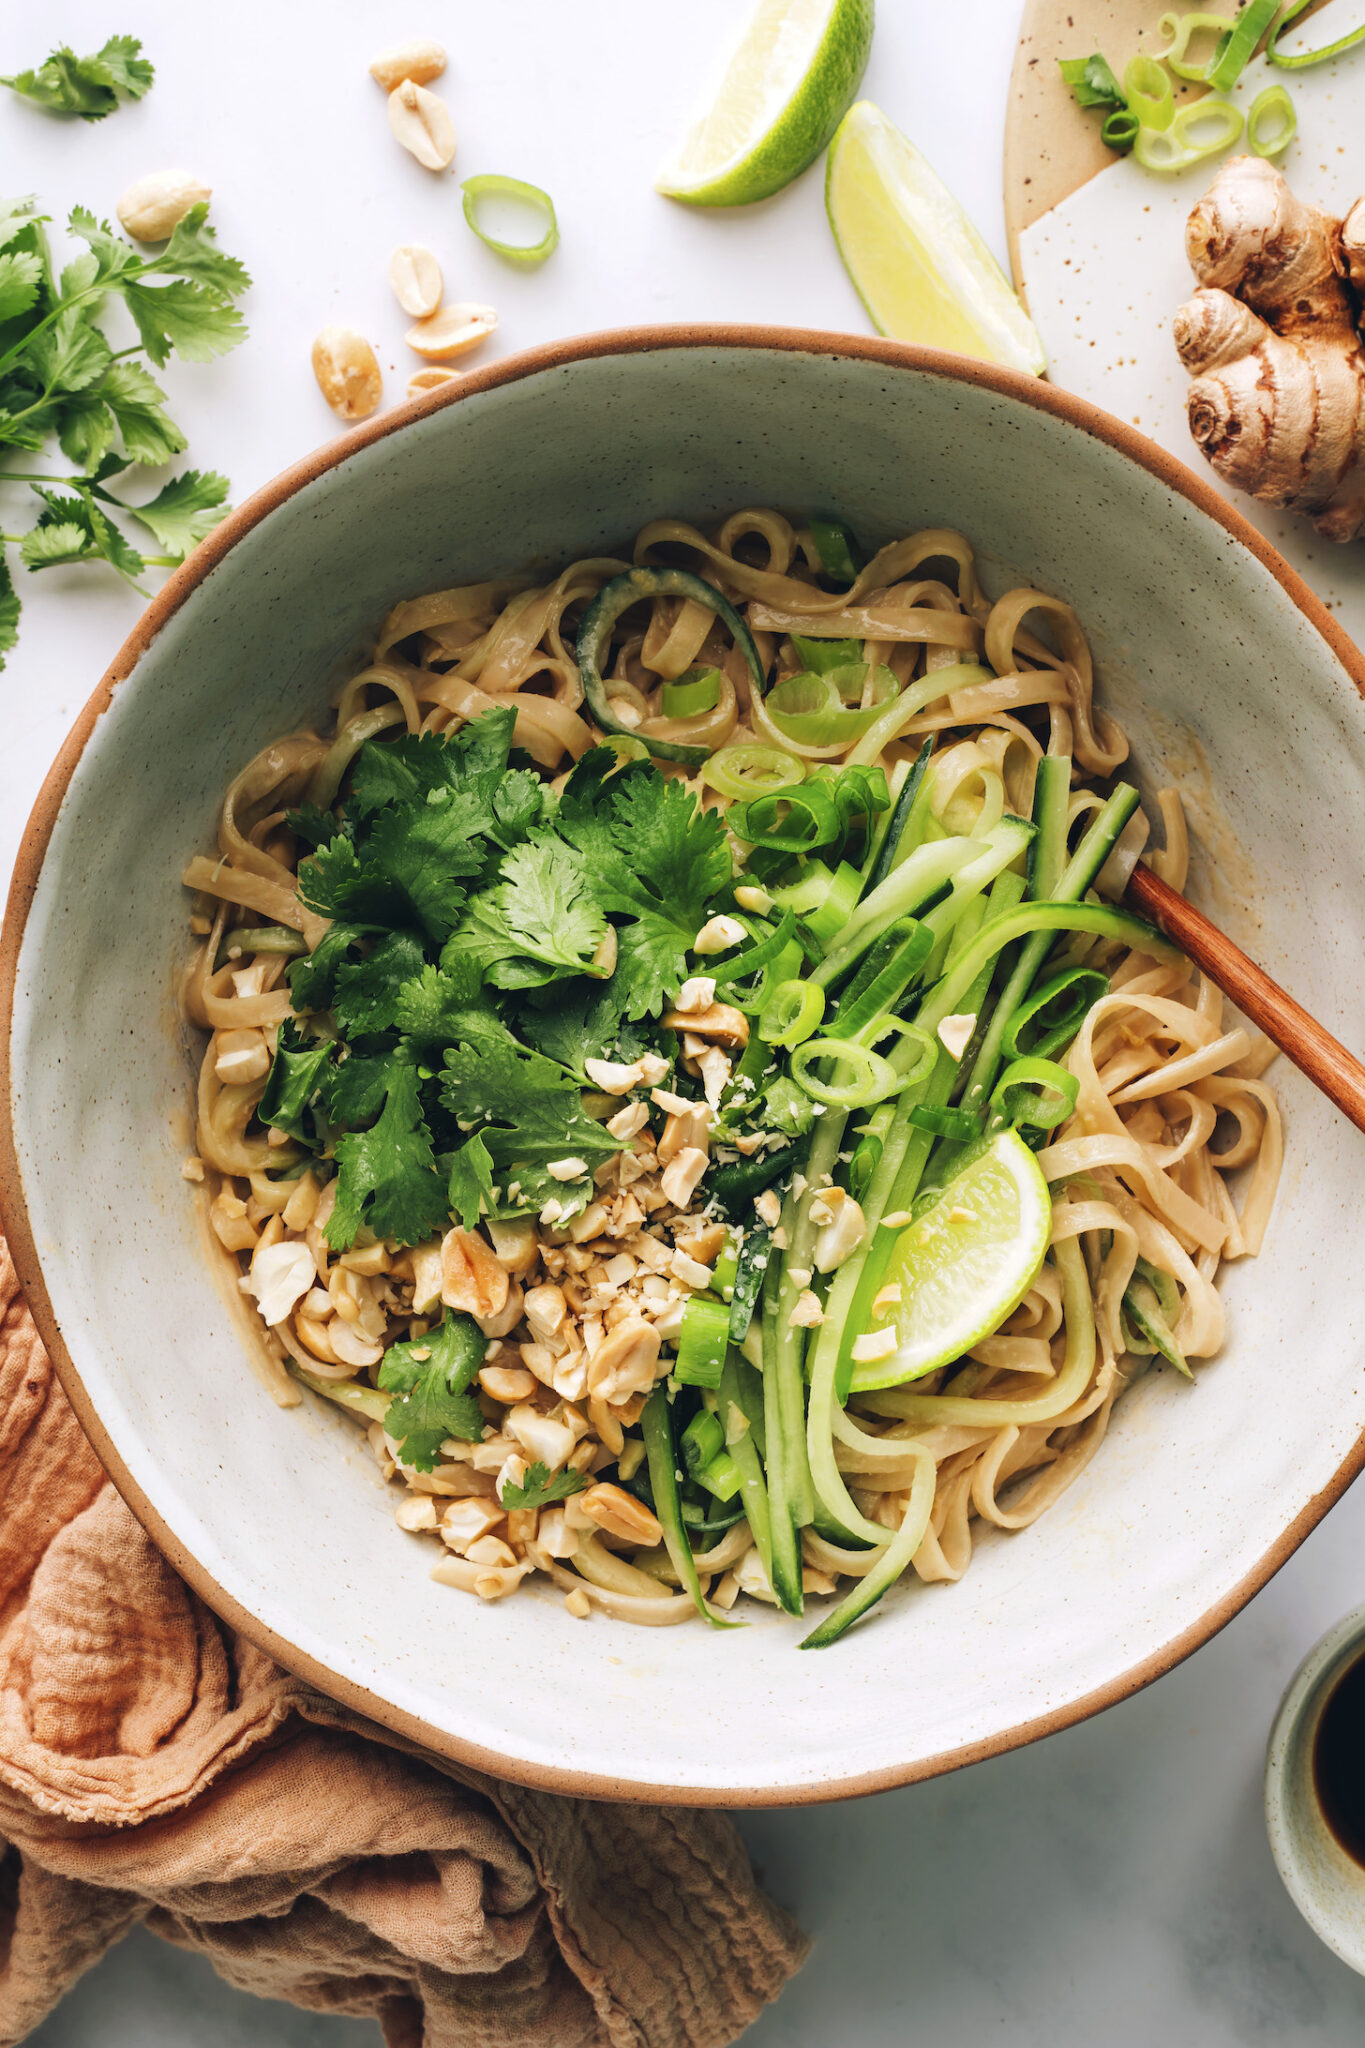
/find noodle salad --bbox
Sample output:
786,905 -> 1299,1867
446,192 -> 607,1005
180,510 -> 1282,1645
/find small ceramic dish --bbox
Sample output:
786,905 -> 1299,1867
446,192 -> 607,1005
5,328 -> 1365,1805
1267,1609 -> 1365,1973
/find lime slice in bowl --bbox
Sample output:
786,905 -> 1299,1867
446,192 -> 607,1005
826,100 -> 1048,374
849,1128 -> 1053,1392
656,0 -> 873,207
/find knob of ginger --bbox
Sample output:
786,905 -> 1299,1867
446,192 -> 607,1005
1174,155 -> 1365,544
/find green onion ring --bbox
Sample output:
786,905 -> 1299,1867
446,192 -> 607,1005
460,175 -> 559,266
660,665 -> 722,718
708,910 -> 797,987
790,1037 -> 907,1108
1268,0 -> 1365,68
701,742 -> 805,801
989,1056 -> 1080,1132
1247,82 -> 1297,155
759,978 -> 826,1049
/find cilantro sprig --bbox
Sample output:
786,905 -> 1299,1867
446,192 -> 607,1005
2,36 -> 154,120
0,195 -> 249,665
501,1462 -> 587,1511
378,1313 -> 486,1471
261,709 -> 738,1251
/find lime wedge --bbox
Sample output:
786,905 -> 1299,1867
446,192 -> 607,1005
656,0 -> 873,208
849,1129 -> 1052,1392
826,101 -> 1047,375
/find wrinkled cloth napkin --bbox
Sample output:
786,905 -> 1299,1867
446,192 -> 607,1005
0,1237 -> 806,2046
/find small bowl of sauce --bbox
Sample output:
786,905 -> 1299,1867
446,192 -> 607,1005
1267,1606 -> 1365,1972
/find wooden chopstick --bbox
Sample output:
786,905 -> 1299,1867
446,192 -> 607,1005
1126,861 -> 1365,1136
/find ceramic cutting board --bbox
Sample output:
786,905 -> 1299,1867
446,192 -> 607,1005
1005,0 -> 1365,644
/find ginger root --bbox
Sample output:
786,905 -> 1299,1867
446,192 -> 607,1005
1175,155 -> 1365,543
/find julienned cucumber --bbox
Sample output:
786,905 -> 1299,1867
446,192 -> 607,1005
576,565 -> 767,765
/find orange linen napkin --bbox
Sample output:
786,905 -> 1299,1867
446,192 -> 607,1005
0,1238 -> 807,2046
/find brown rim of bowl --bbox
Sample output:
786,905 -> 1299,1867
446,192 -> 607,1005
3,324 -> 1364,1808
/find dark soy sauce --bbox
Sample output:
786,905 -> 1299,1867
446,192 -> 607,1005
1313,1651 -> 1365,1866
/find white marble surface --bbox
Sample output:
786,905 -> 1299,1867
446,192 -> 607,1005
6,0 -> 1365,2041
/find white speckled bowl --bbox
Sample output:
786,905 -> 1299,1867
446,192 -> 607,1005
5,329 -> 1365,1805
1267,1610 -> 1365,1973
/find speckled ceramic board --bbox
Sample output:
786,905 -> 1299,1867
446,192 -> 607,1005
1005,0 -> 1365,648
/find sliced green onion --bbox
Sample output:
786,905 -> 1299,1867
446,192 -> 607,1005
805,859 -> 864,943
1101,108 -> 1140,152
701,742 -> 805,802
848,1131 -> 883,1201
729,781 -> 841,852
693,1449 -> 743,1502
989,1056 -> 1079,1132
809,517 -> 864,585
577,566 -> 765,766
672,1293 -> 732,1389
759,977 -> 826,1049
790,1037 -> 906,1109
710,1233 -> 741,1302
708,909 -> 797,989
1204,0 -> 1279,87
460,174 -> 559,266
1058,51 -> 1126,108
220,925 -> 308,959
1124,53 -> 1175,128
1268,0 -> 1365,68
1132,96 -> 1245,172
864,738 -> 935,894
660,665 -> 721,718
907,1102 -> 983,1142
790,633 -> 864,674
1156,10 -> 1235,80
1247,81 -> 1297,155
765,665 -> 899,747
681,1407 -> 725,1474
1002,966 -> 1109,1061
708,1143 -> 799,1220
718,1352 -> 774,1580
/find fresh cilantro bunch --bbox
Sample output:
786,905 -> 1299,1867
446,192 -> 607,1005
2,36 -> 153,120
0,195 -> 250,665
262,707 -> 738,1252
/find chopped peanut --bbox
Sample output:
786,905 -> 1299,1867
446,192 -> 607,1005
579,1482 -> 663,1546
441,1227 -> 509,1321
480,1364 -> 537,1404
660,1146 -> 708,1209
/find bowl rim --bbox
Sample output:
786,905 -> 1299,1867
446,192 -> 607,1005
4,321 -> 1365,1808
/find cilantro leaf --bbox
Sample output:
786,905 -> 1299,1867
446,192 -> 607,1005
516,983 -> 654,1081
288,921 -> 368,1013
501,1461 -> 588,1511
447,1131 -> 495,1228
299,792 -> 491,943
378,1313 -> 485,1471
121,275 -> 248,367
440,1036 -> 621,1217
94,358 -> 185,465
0,248 -> 41,324
0,552 -> 19,657
348,713 -> 514,818
92,35 -> 154,99
331,930 -> 428,1036
122,468 -> 229,557
285,802 -> 341,851
0,39 -> 154,120
258,1020 -> 335,1143
449,836 -> 607,989
327,1058 -> 450,1248
19,487 -> 145,583
561,765 -> 733,1018
393,961 -> 510,1050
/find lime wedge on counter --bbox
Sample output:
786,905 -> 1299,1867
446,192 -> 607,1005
826,101 -> 1048,375
849,1128 -> 1052,1391
656,0 -> 873,207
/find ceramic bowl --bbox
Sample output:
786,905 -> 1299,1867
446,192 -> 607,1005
1267,1610 -> 1365,1973
5,328 -> 1365,1806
